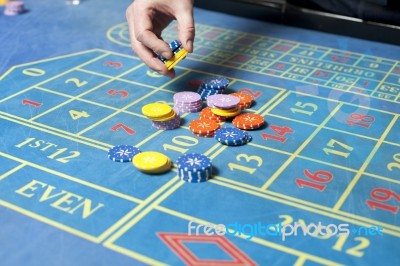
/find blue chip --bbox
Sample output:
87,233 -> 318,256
156,53 -> 167,63
176,153 -> 212,172
108,145 -> 141,163
202,77 -> 230,90
215,127 -> 252,146
169,40 -> 182,52
215,127 -> 246,141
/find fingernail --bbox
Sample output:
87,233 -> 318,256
186,40 -> 193,52
166,71 -> 175,78
161,51 -> 172,59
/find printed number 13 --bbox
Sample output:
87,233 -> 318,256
228,154 -> 263,174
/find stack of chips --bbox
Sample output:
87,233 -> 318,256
197,77 -> 230,100
176,153 -> 212,183
206,94 -> 241,118
4,0 -> 24,16
232,113 -> 265,130
173,91 -> 203,113
157,40 -> 188,70
189,119 -> 221,137
199,107 -> 226,123
142,102 -> 181,130
215,127 -> 252,146
132,151 -> 172,174
229,92 -> 254,109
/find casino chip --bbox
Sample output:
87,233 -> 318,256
4,0 -> 25,16
189,119 -> 221,137
132,151 -> 172,174
173,91 -> 203,113
229,92 -> 254,109
142,103 -> 173,119
199,107 -> 226,122
215,127 -> 252,146
210,106 -> 241,118
197,77 -> 230,100
206,94 -> 240,110
156,40 -> 188,70
142,102 -> 181,130
108,145 -> 141,163
176,153 -> 212,183
232,113 -> 265,130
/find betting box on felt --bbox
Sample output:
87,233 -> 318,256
0,0 -> 399,265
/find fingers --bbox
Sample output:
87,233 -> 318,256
135,42 -> 176,78
126,2 -> 174,78
133,8 -> 172,59
176,4 -> 195,52
126,0 -> 194,78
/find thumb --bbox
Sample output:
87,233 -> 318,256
176,11 -> 195,53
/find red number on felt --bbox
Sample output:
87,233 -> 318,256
22,99 -> 42,108
103,61 -> 123,69
261,125 -> 293,143
331,55 -> 350,63
187,79 -> 203,88
107,89 -> 129,98
366,188 -> 400,214
346,113 -> 375,128
111,123 -> 135,135
238,88 -> 261,99
295,170 -> 333,192
314,71 -> 330,78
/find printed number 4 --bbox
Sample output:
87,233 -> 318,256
69,110 -> 90,120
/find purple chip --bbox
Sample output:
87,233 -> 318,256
173,91 -> 201,104
207,94 -> 240,109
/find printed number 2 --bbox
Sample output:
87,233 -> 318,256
333,235 -> 370,257
387,153 -> 400,171
65,78 -> 88,87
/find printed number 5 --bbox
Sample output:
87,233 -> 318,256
228,154 -> 263,174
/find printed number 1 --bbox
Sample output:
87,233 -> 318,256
323,139 -> 353,158
366,188 -> 400,214
346,113 -> 375,128
295,170 -> 333,192
261,125 -> 293,143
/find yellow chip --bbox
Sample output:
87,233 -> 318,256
211,107 -> 241,117
142,159 -> 172,174
142,103 -> 173,119
166,49 -> 188,70
151,110 -> 176,122
132,151 -> 171,174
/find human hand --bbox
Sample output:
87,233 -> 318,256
126,0 -> 195,78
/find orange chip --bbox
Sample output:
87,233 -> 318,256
230,92 -> 253,109
232,113 -> 265,130
189,119 -> 221,135
199,107 -> 226,122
